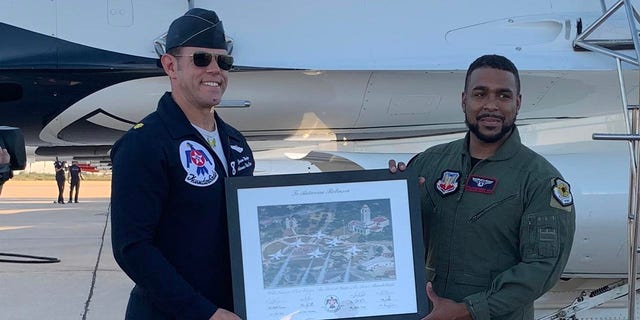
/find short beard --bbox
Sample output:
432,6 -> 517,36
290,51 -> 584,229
465,116 -> 515,143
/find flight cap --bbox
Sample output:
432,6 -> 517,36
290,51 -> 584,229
165,8 -> 227,51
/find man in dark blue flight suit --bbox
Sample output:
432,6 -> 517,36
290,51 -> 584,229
54,160 -> 66,204
110,8 -> 254,320
68,160 -> 83,203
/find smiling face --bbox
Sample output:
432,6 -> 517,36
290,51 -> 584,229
161,46 -> 229,111
462,67 -> 521,144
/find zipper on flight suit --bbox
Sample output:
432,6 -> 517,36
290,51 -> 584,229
467,194 -> 518,222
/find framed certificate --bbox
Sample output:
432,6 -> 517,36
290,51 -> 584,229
225,169 -> 427,320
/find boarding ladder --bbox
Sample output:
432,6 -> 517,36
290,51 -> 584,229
538,280 -> 630,320
545,0 -> 640,319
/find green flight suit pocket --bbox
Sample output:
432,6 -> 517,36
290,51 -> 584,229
451,272 -> 492,302
455,273 -> 490,287
526,215 -> 559,259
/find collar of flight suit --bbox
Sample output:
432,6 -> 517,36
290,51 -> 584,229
155,92 -> 245,143
462,126 -> 522,162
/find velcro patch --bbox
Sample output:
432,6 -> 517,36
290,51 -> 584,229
435,170 -> 460,197
550,178 -> 573,212
465,175 -> 497,194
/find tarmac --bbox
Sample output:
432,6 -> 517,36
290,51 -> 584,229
0,181 -> 132,320
0,181 -> 636,320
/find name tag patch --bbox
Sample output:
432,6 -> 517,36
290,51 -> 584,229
465,175 -> 497,194
230,156 -> 253,176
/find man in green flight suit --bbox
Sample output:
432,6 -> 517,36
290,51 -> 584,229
390,54 -> 576,320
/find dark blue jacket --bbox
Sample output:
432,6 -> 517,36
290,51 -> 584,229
110,92 -> 254,319
69,164 -> 81,182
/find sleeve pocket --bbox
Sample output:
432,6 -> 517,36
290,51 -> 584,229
526,215 -> 559,259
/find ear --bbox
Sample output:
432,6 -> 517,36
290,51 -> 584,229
516,93 -> 522,114
461,91 -> 467,113
160,54 -> 178,79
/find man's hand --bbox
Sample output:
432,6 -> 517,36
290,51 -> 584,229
0,148 -> 9,164
422,282 -> 472,320
388,159 -> 406,173
209,308 -> 242,320
388,159 -> 425,185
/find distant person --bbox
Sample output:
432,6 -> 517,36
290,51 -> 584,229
54,160 -> 66,204
67,160 -> 83,203
0,147 -> 11,195
389,54 -> 575,320
110,8 -> 254,320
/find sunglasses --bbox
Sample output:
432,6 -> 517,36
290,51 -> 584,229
173,51 -> 234,71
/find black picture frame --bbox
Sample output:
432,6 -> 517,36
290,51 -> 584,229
225,168 -> 427,320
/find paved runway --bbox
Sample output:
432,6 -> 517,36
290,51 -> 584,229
1,181 -> 636,319
0,181 -> 132,320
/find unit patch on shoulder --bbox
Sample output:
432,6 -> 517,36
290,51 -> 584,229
435,170 -> 460,197
179,140 -> 218,187
465,175 -> 497,194
551,177 -> 573,212
133,123 -> 144,129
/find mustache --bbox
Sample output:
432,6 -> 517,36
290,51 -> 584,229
477,114 -> 505,121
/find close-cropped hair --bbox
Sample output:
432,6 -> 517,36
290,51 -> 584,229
464,54 -> 521,94
167,47 -> 182,56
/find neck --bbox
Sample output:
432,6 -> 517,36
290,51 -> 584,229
468,133 -> 508,159
186,108 -> 216,131
173,94 -> 216,131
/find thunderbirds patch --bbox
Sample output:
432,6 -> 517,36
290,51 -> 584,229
179,140 -> 218,187
551,178 -> 573,211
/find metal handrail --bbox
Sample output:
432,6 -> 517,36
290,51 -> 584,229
580,1 -> 640,318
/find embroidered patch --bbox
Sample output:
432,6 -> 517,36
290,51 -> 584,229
235,155 -> 253,174
551,178 -> 573,211
465,175 -> 497,194
435,170 -> 460,196
230,145 -> 244,153
179,140 -> 218,187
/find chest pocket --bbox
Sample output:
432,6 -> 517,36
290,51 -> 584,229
467,193 -> 520,223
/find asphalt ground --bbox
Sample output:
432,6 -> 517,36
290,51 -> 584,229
0,181 -> 132,320
0,181 -> 634,319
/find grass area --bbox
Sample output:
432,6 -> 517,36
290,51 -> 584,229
12,172 -> 112,181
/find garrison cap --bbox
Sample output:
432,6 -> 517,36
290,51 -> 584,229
166,8 -> 227,51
